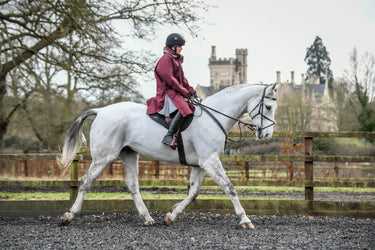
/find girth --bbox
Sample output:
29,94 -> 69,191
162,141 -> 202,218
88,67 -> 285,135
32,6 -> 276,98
148,113 -> 195,166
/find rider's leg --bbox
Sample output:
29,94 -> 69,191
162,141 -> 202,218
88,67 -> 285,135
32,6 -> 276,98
162,111 -> 185,149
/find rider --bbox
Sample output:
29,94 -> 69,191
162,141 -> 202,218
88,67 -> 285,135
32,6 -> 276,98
146,33 -> 198,149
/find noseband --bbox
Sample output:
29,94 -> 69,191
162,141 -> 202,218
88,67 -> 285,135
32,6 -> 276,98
191,85 -> 276,142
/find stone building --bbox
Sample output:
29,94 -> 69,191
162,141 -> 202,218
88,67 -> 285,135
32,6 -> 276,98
196,46 -> 248,98
276,71 -> 338,132
195,46 -> 337,132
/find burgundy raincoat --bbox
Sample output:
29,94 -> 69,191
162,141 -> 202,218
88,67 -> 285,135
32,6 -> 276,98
146,47 -> 196,117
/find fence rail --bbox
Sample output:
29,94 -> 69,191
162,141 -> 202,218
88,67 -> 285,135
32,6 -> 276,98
1,132 -> 375,201
230,131 -> 375,200
229,131 -> 375,138
1,131 -> 375,218
1,179 -> 374,188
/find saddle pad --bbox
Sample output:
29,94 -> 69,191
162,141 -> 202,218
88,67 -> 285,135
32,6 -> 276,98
148,113 -> 194,132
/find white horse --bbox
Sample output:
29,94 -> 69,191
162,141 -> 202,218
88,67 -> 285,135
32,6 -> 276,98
58,83 -> 281,229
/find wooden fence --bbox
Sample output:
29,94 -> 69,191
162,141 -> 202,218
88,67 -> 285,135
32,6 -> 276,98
1,131 -> 375,217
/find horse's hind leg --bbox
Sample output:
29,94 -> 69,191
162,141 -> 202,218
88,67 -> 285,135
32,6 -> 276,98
201,153 -> 255,229
120,148 -> 155,226
165,167 -> 206,226
62,157 -> 114,225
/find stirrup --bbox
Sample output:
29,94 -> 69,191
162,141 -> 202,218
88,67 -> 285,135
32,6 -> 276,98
162,134 -> 178,150
169,135 -> 178,150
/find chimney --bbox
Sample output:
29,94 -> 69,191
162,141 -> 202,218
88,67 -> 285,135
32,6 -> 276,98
290,71 -> 295,86
323,71 -> 329,97
301,74 -> 306,97
301,74 -> 305,85
211,45 -> 216,60
276,71 -> 281,84
314,75 -> 320,84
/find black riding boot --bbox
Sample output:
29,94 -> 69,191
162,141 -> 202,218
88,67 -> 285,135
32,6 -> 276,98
162,111 -> 185,150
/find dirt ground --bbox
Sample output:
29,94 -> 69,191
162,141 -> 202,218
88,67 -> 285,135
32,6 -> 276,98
1,212 -> 374,249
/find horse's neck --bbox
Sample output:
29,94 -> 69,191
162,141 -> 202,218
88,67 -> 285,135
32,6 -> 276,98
203,85 -> 262,132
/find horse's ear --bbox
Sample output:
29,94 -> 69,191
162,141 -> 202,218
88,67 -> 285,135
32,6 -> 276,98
269,83 -> 281,94
271,82 -> 277,90
274,83 -> 281,92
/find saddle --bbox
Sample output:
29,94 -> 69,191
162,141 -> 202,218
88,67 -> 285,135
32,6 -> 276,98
148,113 -> 194,166
148,112 -> 193,131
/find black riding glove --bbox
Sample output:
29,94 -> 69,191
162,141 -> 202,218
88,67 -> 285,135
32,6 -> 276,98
192,92 -> 202,103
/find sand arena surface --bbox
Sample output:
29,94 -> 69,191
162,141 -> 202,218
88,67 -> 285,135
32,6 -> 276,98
1,212 -> 374,249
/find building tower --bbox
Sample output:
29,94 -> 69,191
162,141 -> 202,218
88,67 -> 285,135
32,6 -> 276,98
235,48 -> 248,85
208,46 -> 248,91
196,46 -> 248,99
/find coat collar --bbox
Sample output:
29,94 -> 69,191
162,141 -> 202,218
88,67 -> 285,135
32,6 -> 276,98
164,47 -> 183,61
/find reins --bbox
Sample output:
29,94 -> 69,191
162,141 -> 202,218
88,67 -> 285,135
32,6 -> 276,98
189,85 -> 276,144
190,100 -> 257,143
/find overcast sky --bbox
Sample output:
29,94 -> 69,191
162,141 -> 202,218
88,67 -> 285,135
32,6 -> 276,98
137,0 -> 375,98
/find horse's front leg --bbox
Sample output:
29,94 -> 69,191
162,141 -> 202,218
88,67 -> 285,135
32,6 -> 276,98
201,153 -> 255,229
165,167 -> 206,226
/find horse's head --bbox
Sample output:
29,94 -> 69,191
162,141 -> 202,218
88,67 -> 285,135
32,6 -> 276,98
248,83 -> 281,140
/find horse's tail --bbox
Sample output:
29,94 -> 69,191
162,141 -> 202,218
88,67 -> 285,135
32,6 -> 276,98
57,109 -> 97,171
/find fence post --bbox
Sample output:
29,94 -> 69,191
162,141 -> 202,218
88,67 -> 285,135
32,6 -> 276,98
109,163 -> 113,177
304,136 -> 314,200
23,150 -> 29,177
245,162 -> 249,180
70,159 -> 79,201
334,162 -> 339,181
155,161 -> 160,179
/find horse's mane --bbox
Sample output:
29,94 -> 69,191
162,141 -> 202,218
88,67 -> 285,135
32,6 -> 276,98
205,83 -> 267,101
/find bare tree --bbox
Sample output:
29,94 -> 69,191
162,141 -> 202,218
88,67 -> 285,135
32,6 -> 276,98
275,88 -> 313,132
346,48 -> 375,135
332,78 -> 359,131
0,0 -> 208,149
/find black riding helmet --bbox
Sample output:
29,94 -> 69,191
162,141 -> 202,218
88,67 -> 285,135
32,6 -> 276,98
166,33 -> 186,48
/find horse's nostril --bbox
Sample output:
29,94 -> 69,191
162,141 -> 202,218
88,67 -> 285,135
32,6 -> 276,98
261,134 -> 270,140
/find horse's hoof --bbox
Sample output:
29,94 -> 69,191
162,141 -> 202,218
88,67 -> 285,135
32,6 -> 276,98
144,220 -> 156,227
240,222 -> 255,229
165,213 -> 173,226
61,212 -> 73,226
61,215 -> 71,226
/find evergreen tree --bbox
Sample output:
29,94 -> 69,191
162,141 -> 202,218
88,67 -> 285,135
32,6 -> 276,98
304,36 -> 334,89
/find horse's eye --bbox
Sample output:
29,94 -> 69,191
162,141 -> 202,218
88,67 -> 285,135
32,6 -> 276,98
266,105 -> 272,111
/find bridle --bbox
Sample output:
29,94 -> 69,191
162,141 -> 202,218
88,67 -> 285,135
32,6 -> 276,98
248,85 -> 277,136
190,85 -> 276,142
